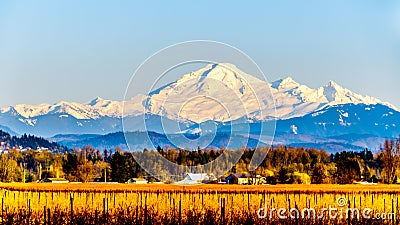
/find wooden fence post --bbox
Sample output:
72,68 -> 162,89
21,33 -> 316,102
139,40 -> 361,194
43,206 -> 46,225
47,207 -> 51,225
70,195 -> 74,225
220,198 -> 226,225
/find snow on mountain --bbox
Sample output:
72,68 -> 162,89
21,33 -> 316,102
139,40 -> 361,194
1,97 -> 130,120
321,80 -> 396,109
0,63 -> 398,138
144,63 -> 274,123
270,77 -> 327,119
276,103 -> 400,138
269,77 -> 398,119
122,94 -> 147,117
218,103 -> 400,151
86,97 -> 123,118
142,63 -> 397,122
5,101 -> 100,119
1,101 -> 98,120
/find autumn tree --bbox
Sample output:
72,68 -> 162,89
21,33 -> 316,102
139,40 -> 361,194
0,154 -> 21,182
380,138 -> 400,183
110,149 -> 134,183
93,161 -> 110,181
312,163 -> 328,184
333,152 -> 362,184
62,152 -> 78,181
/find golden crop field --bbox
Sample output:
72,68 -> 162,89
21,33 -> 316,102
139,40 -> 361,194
0,183 -> 399,225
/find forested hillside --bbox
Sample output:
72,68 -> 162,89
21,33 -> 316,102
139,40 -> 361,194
0,130 -> 68,152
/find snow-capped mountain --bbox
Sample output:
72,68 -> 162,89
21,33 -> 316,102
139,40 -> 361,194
0,94 -> 147,121
51,103 -> 400,152
0,63 -> 398,141
140,63 -> 397,122
142,63 -> 274,123
269,77 -> 397,119
1,99 -> 115,120
277,103 -> 400,137
0,97 -> 128,137
216,103 -> 400,151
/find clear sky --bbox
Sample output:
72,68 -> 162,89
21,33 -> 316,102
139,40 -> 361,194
1,1 -> 400,107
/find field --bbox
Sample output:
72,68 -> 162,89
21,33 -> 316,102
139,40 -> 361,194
0,183 -> 399,225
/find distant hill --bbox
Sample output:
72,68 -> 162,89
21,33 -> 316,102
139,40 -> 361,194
49,133 -> 102,144
0,125 -> 18,136
0,130 -> 68,152
286,142 -> 364,153
54,131 -> 266,151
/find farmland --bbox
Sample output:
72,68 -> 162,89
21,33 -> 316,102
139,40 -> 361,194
0,183 -> 399,224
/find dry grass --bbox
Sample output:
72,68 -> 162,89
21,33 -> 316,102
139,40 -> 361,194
0,183 -> 399,224
2,183 -> 400,193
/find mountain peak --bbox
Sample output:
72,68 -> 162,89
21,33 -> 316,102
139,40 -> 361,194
197,63 -> 255,81
322,80 -> 353,102
211,62 -> 238,70
271,77 -> 299,89
326,80 -> 342,89
145,63 -> 271,123
319,80 -> 393,108
283,76 -> 295,81
88,96 -> 105,106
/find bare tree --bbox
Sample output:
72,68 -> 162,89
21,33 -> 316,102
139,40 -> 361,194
381,137 -> 400,183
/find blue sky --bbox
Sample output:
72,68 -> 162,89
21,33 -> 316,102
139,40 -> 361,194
1,1 -> 400,107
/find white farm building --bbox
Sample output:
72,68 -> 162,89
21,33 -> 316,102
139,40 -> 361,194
175,173 -> 210,184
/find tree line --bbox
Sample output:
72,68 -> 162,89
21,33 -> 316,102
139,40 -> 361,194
0,130 -> 67,152
0,138 -> 399,184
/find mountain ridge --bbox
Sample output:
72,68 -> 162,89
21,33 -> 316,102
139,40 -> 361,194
1,64 -> 397,122
0,63 -> 398,147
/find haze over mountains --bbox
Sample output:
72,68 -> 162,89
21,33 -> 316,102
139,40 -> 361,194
1,63 -> 399,152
